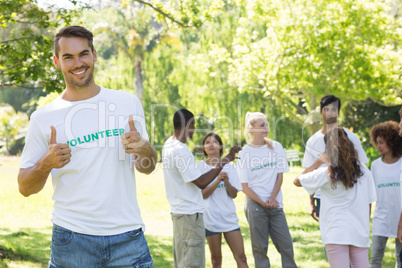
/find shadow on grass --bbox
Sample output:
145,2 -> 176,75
146,235 -> 173,267
0,227 -> 52,267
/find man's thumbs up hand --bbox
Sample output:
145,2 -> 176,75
129,116 -> 137,132
121,115 -> 150,157
50,126 -> 57,144
45,126 -> 71,169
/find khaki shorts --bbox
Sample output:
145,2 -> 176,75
171,213 -> 205,268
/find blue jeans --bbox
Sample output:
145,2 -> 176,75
49,224 -> 153,268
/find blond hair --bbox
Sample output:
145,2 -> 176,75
245,112 -> 273,149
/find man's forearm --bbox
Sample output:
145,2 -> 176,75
135,146 -> 157,174
18,160 -> 52,197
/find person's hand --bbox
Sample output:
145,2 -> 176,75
121,115 -> 151,157
310,203 -> 319,222
218,172 -> 229,183
44,126 -> 71,169
221,146 -> 242,166
265,197 -> 279,208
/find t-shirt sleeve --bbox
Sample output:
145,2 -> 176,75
364,167 -> 377,204
19,118 -> 49,169
236,151 -> 249,184
302,140 -> 317,168
131,95 -> 149,142
229,163 -> 242,191
347,130 -> 368,165
370,160 -> 377,184
176,147 -> 203,183
275,142 -> 289,173
299,167 -> 329,195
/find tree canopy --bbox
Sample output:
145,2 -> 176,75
0,0 -> 90,92
1,0 -> 401,156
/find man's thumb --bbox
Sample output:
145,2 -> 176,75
128,115 -> 137,132
50,126 -> 57,144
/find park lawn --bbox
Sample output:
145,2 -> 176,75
0,156 -> 397,268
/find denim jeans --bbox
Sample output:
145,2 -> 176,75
370,235 -> 401,268
48,224 -> 153,268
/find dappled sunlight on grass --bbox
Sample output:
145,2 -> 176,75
0,157 -> 398,267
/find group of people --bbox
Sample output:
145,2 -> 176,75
295,95 -> 402,268
17,25 -> 402,268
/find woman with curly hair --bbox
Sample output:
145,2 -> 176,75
369,121 -> 402,268
294,126 -> 376,268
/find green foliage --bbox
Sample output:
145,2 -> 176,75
0,0 -> 90,92
136,0 -> 401,152
343,99 -> 402,166
226,0 -> 402,128
0,104 -> 28,155
0,87 -> 45,113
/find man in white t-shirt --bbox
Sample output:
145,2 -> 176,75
302,95 -> 368,221
162,109 -> 240,268
18,26 -> 158,268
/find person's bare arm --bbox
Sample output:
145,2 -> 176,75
222,173 -> 238,199
242,182 -> 265,207
192,146 -> 241,189
18,126 -> 71,197
202,175 -> 222,199
294,155 -> 326,221
266,173 -> 283,208
121,116 -> 157,174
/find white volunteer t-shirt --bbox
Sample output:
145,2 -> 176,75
371,157 -> 402,238
237,142 -> 289,208
299,165 -> 376,247
302,127 -> 369,198
162,136 -> 204,214
197,161 -> 242,232
20,87 -> 148,236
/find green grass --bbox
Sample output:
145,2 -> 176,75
0,156 -> 397,267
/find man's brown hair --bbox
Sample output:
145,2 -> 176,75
54,26 -> 94,58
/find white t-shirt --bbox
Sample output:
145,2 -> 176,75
236,142 -> 289,208
299,165 -> 376,247
371,157 -> 402,238
400,160 -> 402,210
20,87 -> 149,236
162,136 -> 204,214
302,127 -> 369,198
197,161 -> 242,232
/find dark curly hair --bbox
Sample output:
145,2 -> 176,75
324,127 -> 363,190
370,121 -> 402,158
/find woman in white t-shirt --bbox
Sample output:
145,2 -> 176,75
237,112 -> 297,268
369,121 -> 402,268
198,133 -> 248,268
294,126 -> 376,268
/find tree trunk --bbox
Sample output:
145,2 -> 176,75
134,56 -> 144,104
